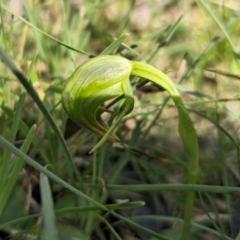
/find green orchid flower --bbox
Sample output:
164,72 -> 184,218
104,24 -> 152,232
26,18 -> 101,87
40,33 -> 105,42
62,55 -> 197,160
61,55 -> 179,148
62,55 -> 134,145
62,54 -> 199,239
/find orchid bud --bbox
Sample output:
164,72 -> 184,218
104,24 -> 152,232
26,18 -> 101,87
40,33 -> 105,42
62,54 -> 199,239
62,55 -> 198,166
62,55 -> 134,144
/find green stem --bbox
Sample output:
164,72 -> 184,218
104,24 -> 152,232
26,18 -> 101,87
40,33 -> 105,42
132,61 -> 199,239
173,97 -> 198,240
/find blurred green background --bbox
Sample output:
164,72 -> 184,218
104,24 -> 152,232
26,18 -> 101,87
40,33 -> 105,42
1,0 -> 240,239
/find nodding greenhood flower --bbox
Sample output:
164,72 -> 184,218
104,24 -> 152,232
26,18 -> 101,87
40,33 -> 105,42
62,55 -> 198,160
62,54 -> 198,240
62,55 -> 134,146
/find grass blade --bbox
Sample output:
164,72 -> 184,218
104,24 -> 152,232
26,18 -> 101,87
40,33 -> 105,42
0,201 -> 145,230
100,33 -> 130,55
0,136 -> 174,239
120,215 -> 234,240
0,46 -> 82,186
99,216 -> 123,240
0,135 -> 107,209
40,171 -> 58,240
110,211 -> 171,240
190,109 -> 240,172
22,1 -> 45,58
0,93 -> 26,214
0,124 -> 36,217
181,6 -> 240,83
85,183 -> 240,194
197,0 -> 239,56
0,3 -> 91,56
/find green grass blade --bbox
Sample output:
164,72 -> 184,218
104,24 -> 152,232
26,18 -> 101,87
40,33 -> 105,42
0,201 -> 145,231
147,14 -> 183,64
22,1 -> 45,58
0,137 -> 171,239
86,183 -> 240,193
0,135 -> 107,209
100,33 -> 130,55
190,109 -> 240,172
1,106 -> 50,161
198,193 -> 228,240
0,3 -> 91,56
2,106 -> 31,134
235,231 -> 240,240
0,92 -> 26,206
121,215 -> 234,240
0,46 -> 82,186
2,92 -> 25,161
99,216 -> 123,240
181,6 -> 240,83
110,211 -> 171,240
206,68 -> 240,80
197,0 -> 238,55
57,201 -> 145,213
26,51 -> 38,79
120,26 -> 169,57
172,97 -> 198,240
40,171 -> 58,240
0,4 -> 8,52
0,124 -> 36,217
